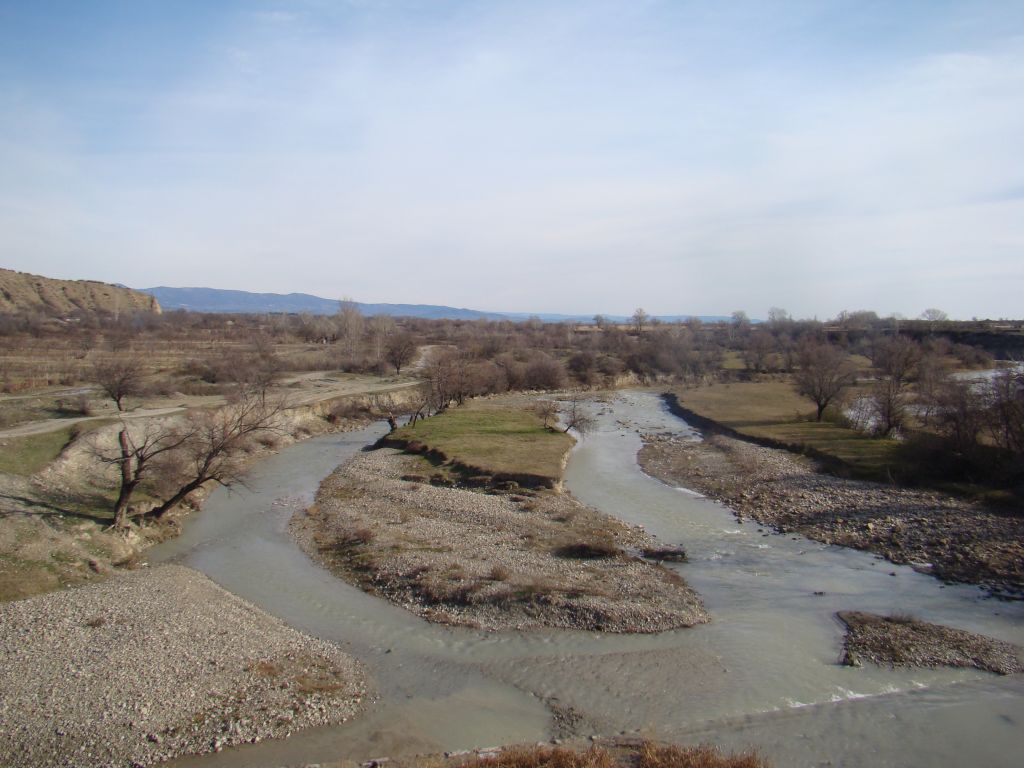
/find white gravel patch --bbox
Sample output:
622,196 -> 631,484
0,564 -> 369,768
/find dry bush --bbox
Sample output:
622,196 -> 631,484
641,546 -> 688,563
343,527 -> 375,546
488,564 -> 512,581
246,660 -> 284,677
326,399 -> 371,423
293,673 -> 347,694
638,742 -> 770,768
448,743 -> 769,768
553,540 -> 622,560
468,746 -> 615,768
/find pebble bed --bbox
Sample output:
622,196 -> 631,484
292,449 -> 708,633
0,565 -> 369,768
838,610 -> 1023,675
639,433 -> 1024,596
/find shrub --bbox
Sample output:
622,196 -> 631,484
553,540 -> 621,559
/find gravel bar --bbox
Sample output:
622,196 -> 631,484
292,448 -> 707,633
639,432 -> 1024,597
838,610 -> 1023,675
0,564 -> 369,768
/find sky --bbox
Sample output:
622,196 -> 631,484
1,1 -> 1022,320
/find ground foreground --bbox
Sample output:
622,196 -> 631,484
0,565 -> 368,768
303,741 -> 770,768
292,448 -> 707,632
639,432 -> 1024,596
838,611 -> 1023,675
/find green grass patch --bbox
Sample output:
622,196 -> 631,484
0,420 -> 111,477
0,427 -> 79,476
673,381 -> 900,480
391,403 -> 574,484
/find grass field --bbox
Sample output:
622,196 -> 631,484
0,426 -> 81,476
391,401 -> 574,483
0,419 -> 114,477
672,380 -> 901,479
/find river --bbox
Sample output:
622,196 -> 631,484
150,392 -> 1024,767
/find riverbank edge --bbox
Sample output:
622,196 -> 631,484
639,394 -> 1024,598
0,384 -> 410,603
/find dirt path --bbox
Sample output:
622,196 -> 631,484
0,375 -> 421,439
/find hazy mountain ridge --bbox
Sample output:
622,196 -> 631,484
0,268 -> 161,316
140,286 -> 506,320
141,286 -> 729,323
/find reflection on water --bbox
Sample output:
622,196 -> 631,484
152,397 -> 1024,768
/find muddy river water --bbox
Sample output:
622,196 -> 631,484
151,391 -> 1024,767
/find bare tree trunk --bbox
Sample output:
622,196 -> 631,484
113,428 -> 134,528
145,478 -> 203,520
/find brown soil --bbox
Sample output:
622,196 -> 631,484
638,433 -> 1024,597
837,610 -> 1023,675
291,448 -> 708,633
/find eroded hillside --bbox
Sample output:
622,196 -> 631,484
0,268 -> 161,316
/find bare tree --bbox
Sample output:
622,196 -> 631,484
386,332 -> 417,374
729,310 -> 750,342
368,315 -> 395,374
533,400 -> 559,430
337,297 -> 364,354
985,367 -> 1024,458
873,336 -> 920,384
864,336 -> 921,437
742,332 -> 775,374
145,393 -> 285,520
92,420 -> 192,529
561,391 -> 596,436
793,342 -> 857,421
632,308 -> 649,334
92,357 -> 143,412
927,376 -> 985,455
867,377 -> 908,437
920,308 -> 948,323
93,391 -> 284,528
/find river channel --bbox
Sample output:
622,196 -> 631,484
151,391 -> 1024,768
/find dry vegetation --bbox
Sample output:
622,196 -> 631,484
438,742 -> 769,768
1,285 -> 1021,608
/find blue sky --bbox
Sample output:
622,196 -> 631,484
1,1 -> 1022,318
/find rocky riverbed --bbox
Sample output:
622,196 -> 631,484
0,565 -> 369,768
638,432 -> 1024,597
838,611 -> 1023,675
291,448 -> 708,633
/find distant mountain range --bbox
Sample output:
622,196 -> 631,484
138,285 -> 730,324
139,286 -> 504,320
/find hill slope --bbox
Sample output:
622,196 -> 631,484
0,269 -> 161,316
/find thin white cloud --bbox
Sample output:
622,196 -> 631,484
1,1 -> 1022,318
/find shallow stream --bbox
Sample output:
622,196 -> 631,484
152,392 -> 1024,767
